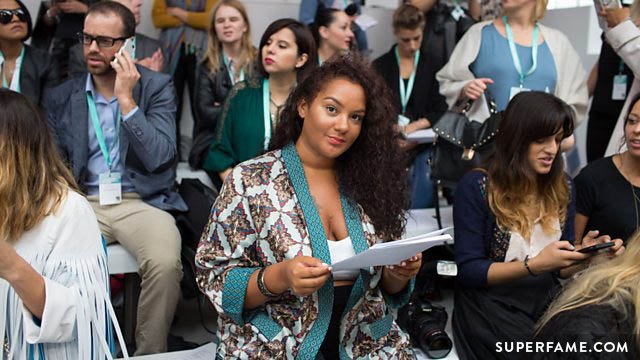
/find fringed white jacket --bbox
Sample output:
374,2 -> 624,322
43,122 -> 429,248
1,190 -> 122,360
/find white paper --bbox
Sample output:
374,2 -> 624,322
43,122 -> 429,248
331,234 -> 452,272
354,13 -> 378,31
405,128 -> 436,144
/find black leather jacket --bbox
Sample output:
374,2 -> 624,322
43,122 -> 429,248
190,57 -> 259,169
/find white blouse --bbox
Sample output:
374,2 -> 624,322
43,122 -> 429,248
1,190 -> 123,360
328,237 -> 359,281
504,219 -> 562,262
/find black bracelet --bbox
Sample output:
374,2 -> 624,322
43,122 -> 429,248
257,267 -> 278,297
524,255 -> 537,277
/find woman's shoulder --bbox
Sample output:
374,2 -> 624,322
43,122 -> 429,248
576,156 -> 617,182
229,149 -> 285,184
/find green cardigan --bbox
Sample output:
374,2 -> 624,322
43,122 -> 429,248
203,79 -> 266,174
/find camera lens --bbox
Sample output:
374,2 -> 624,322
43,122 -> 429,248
420,329 -> 452,359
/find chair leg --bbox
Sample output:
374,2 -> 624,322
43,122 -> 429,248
123,273 -> 141,349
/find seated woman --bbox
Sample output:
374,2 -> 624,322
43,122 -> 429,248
196,55 -> 420,358
373,4 -> 447,208
452,91 -> 624,359
0,89 -> 123,359
575,94 -> 640,243
534,231 -> 637,359
311,6 -> 353,64
190,0 -> 258,171
202,18 -> 317,188
0,0 -> 58,105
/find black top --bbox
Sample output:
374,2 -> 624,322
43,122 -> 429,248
590,34 -> 634,118
372,45 -> 448,124
575,156 -> 639,241
53,0 -> 100,40
534,303 -> 637,359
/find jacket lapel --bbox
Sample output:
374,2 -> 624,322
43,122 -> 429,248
70,85 -> 89,179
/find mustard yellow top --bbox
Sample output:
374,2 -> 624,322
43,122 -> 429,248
151,0 -> 217,30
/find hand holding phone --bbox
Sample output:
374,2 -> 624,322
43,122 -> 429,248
577,241 -> 616,253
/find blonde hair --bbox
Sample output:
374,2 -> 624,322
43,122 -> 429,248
536,231 -> 640,349
534,0 -> 548,21
0,90 -> 78,243
203,0 -> 256,78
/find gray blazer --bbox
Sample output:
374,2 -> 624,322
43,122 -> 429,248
19,45 -> 59,106
68,33 -> 168,77
44,65 -> 187,212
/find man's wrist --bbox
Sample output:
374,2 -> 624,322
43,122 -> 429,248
117,96 -> 137,116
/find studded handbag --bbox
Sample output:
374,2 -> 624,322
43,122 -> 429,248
430,93 -> 501,189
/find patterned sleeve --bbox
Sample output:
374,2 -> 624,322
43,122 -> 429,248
195,166 -> 260,326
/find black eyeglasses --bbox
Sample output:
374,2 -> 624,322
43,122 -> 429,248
0,8 -> 27,25
78,33 -> 127,48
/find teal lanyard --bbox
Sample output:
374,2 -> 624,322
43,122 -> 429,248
343,0 -> 349,8
86,92 -> 121,171
0,46 -> 25,92
504,16 -> 539,87
394,47 -> 420,115
222,52 -> 244,85
132,36 -> 137,60
262,78 -> 271,151
618,59 -> 625,75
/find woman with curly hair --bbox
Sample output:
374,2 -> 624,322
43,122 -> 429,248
196,55 -> 419,359
452,91 -> 624,359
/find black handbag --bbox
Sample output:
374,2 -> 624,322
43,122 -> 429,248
430,94 -> 501,189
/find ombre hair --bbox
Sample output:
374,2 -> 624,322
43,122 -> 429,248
0,90 -> 78,243
487,92 -> 574,240
536,230 -> 640,350
203,0 -> 256,78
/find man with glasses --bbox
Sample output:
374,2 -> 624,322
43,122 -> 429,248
68,0 -> 167,77
43,1 -> 186,355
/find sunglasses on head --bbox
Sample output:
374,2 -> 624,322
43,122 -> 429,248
0,8 -> 27,25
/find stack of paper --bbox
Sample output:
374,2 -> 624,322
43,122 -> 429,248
331,230 -> 452,272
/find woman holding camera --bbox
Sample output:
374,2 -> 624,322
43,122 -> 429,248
452,92 -> 624,359
196,55 -> 420,358
0,0 -> 58,105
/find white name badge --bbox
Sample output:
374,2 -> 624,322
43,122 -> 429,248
99,172 -> 122,206
509,86 -> 531,101
398,114 -> 411,127
612,74 -> 628,100
436,260 -> 458,277
451,5 -> 464,21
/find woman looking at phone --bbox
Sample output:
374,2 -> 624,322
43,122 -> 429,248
452,91 -> 624,359
196,55 -> 420,358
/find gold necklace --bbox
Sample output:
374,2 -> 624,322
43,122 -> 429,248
621,153 -> 640,230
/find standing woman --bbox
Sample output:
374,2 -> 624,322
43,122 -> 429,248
196,55 -> 419,359
311,6 -> 353,64
151,0 -> 217,151
190,0 -> 258,171
452,92 -> 623,359
574,94 -> 640,244
0,0 -> 58,105
0,89 -> 123,359
373,4 -> 447,208
437,0 -> 587,130
203,18 -> 317,187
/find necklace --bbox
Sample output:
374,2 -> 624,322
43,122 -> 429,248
269,97 -> 285,126
621,153 -> 640,230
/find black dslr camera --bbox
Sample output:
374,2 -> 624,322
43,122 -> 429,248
397,299 -> 452,359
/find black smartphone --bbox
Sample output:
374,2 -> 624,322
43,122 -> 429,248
578,242 -> 615,253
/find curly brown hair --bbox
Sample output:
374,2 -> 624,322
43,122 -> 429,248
269,54 -> 409,240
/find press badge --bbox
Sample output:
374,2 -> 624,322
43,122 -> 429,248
398,114 -> 411,127
99,172 -> 122,206
612,75 -> 628,100
451,5 -> 464,21
509,86 -> 531,100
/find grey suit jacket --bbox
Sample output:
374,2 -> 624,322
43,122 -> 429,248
44,65 -> 187,212
19,45 -> 59,106
68,33 -> 168,77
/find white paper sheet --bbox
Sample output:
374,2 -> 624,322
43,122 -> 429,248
354,13 -> 378,31
406,128 -> 436,144
331,233 -> 452,272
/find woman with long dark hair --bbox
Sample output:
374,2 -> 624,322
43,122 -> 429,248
0,89 -> 122,359
196,55 -> 419,358
0,0 -> 58,105
202,18 -> 317,188
452,91 -> 624,359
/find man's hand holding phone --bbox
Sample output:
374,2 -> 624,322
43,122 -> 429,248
111,39 -> 140,116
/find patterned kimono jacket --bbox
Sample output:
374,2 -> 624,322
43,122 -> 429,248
196,144 -> 415,359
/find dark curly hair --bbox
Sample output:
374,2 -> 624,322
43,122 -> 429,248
269,54 -> 409,240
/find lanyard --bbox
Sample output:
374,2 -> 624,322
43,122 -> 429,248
262,78 -> 271,151
87,92 -> 121,171
394,47 -> 420,115
132,36 -> 137,60
223,52 -> 244,85
618,59 -> 626,75
0,46 -> 25,92
504,16 -> 539,87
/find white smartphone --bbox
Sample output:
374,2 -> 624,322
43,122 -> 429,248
118,37 -> 136,59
